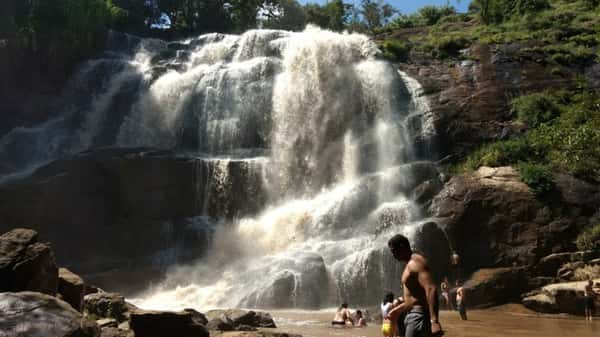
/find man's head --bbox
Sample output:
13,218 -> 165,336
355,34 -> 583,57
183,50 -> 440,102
589,279 -> 594,286
388,234 -> 412,262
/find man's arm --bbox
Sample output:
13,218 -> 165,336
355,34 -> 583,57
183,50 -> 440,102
387,296 -> 416,320
417,265 -> 438,323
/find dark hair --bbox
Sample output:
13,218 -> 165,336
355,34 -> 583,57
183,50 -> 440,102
383,292 -> 394,305
388,234 -> 411,252
339,303 -> 348,310
356,310 -> 362,316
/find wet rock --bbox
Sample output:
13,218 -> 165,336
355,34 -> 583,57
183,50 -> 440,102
207,316 -> 235,331
184,308 -> 208,325
129,309 -> 209,337
412,222 -> 452,283
58,267 -> 85,311
241,252 -> 327,309
0,291 -> 99,337
411,179 -> 444,206
0,228 -> 58,295
206,309 -> 277,329
83,292 -> 129,322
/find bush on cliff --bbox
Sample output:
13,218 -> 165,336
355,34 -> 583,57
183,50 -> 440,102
511,91 -> 563,128
458,89 -> 600,182
517,162 -> 555,197
381,39 -> 411,62
575,224 -> 600,251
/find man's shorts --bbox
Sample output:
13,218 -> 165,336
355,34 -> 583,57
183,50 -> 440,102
404,308 -> 431,337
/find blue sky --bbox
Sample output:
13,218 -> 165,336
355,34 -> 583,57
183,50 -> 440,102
297,0 -> 470,14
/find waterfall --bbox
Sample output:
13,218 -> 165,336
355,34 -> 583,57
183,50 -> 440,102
0,26 -> 440,309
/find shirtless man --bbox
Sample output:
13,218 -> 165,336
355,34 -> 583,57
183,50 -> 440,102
584,280 -> 596,321
332,303 -> 354,326
386,234 -> 442,337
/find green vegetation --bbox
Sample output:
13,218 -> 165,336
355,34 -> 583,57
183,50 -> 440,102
511,91 -> 563,128
381,40 -> 410,62
575,224 -> 600,251
517,162 -> 555,197
457,89 -> 600,183
377,0 -> 600,64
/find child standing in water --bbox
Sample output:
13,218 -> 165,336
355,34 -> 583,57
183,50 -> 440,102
381,292 -> 395,337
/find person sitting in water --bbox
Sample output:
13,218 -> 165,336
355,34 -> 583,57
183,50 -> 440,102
356,310 -> 367,327
381,292 -> 396,337
332,303 -> 354,326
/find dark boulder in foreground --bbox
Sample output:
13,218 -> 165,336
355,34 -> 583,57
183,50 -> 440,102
0,291 -> 99,337
129,309 -> 209,337
58,267 -> 86,311
0,228 -> 58,295
84,292 -> 134,322
206,309 -> 277,330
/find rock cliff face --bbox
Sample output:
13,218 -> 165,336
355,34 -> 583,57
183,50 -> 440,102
398,42 -> 599,159
0,148 -> 266,292
430,166 -> 599,274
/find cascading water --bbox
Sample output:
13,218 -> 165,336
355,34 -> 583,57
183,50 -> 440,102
0,26 -> 441,309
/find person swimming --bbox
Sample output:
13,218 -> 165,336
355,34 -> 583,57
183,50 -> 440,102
332,303 -> 354,326
381,292 -> 395,337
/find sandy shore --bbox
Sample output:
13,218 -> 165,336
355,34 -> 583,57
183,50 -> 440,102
267,305 -> 600,337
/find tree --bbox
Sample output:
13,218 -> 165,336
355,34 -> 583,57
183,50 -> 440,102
360,0 -> 397,31
303,0 -> 352,31
262,0 -> 306,31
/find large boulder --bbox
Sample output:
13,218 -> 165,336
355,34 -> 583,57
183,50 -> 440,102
0,228 -> 58,295
129,309 -> 209,337
430,167 -> 543,270
206,309 -> 277,330
0,291 -> 99,337
58,267 -> 86,311
459,267 -> 529,308
83,292 -> 133,322
522,279 -> 600,315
